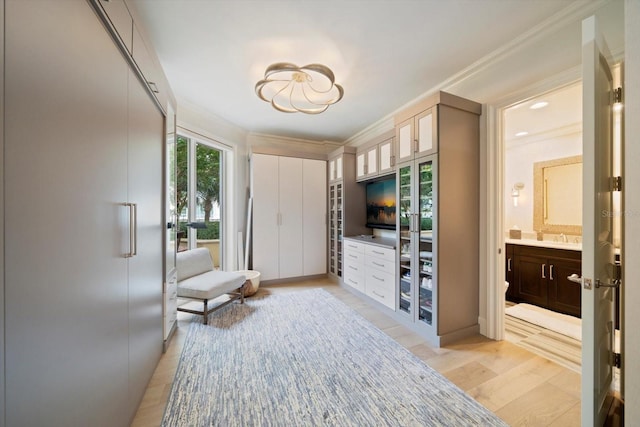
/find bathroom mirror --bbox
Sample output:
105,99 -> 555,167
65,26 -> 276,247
533,155 -> 582,235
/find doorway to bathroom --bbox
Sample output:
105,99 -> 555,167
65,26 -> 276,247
501,81 -> 584,371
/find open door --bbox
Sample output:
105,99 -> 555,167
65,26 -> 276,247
581,15 -> 620,426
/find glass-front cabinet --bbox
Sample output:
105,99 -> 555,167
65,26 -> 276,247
397,156 -> 437,329
328,182 -> 344,277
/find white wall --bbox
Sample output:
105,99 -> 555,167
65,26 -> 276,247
504,131 -> 582,235
625,0 -> 639,418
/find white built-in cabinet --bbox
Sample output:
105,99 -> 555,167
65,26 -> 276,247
327,147 -> 369,279
96,0 -> 177,347
3,1 -> 168,426
395,91 -> 481,346
356,130 -> 395,181
395,107 -> 437,164
96,0 -> 170,114
328,153 -> 344,182
343,238 -> 396,310
252,154 -> 327,281
356,145 -> 379,180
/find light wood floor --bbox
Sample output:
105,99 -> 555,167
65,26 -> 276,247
131,277 -> 581,427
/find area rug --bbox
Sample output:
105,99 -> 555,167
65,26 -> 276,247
505,303 -> 581,341
162,288 -> 507,426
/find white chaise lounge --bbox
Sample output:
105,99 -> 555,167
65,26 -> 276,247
176,248 -> 246,325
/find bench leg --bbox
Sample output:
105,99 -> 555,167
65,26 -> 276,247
203,299 -> 208,325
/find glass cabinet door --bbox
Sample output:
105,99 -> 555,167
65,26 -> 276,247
329,184 -> 336,275
398,165 -> 413,315
336,183 -> 343,277
417,160 -> 434,325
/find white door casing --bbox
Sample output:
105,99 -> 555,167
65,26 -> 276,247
581,15 -> 617,426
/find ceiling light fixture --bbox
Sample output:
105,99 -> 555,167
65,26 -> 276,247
530,101 -> 549,110
255,62 -> 344,114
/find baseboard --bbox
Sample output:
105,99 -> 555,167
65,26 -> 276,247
260,274 -> 329,286
478,316 -> 487,337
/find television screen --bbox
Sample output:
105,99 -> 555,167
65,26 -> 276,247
366,177 -> 396,229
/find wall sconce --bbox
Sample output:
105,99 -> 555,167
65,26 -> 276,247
511,182 -> 525,207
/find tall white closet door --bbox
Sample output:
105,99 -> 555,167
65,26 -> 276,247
127,70 -> 164,412
278,157 -> 304,278
252,154 -> 280,280
4,1 -> 130,425
303,159 -> 327,275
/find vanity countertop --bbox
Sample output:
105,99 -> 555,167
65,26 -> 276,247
506,238 -> 582,251
344,235 -> 396,249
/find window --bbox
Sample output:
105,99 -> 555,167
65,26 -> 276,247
176,134 -> 223,268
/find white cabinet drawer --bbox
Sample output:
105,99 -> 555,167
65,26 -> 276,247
365,245 -> 395,261
366,256 -> 395,274
164,313 -> 176,339
343,270 -> 365,292
344,240 -> 365,253
366,270 -> 395,309
166,278 -> 177,296
344,249 -> 365,264
344,259 -> 365,277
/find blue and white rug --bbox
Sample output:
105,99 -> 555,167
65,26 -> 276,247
162,288 -> 507,426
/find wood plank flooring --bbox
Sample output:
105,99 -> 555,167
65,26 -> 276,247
131,277 -> 581,426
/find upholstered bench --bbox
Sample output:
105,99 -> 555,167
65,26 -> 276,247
176,248 -> 246,324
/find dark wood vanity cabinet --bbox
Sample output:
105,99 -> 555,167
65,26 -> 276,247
506,244 -> 581,318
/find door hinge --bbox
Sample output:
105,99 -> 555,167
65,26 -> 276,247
614,87 -> 623,104
613,352 -> 621,369
611,176 -> 622,192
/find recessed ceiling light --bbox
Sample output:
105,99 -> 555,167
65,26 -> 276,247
515,131 -> 529,137
530,101 -> 549,110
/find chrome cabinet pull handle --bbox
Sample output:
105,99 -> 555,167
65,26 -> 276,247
507,258 -> 512,272
123,202 -> 136,258
131,203 -> 137,257
542,264 -> 546,279
550,264 -> 554,280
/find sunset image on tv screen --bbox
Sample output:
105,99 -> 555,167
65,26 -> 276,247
366,179 -> 396,228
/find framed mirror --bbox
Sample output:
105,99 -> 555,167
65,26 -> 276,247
533,155 -> 582,235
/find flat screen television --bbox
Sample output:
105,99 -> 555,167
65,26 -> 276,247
365,176 -> 396,230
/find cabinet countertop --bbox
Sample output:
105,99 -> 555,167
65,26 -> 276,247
506,238 -> 582,251
344,235 -> 396,249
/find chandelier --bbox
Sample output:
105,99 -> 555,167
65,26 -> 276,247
255,62 -> 344,114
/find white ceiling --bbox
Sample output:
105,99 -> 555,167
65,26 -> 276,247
130,0 -> 580,143
504,82 -> 582,147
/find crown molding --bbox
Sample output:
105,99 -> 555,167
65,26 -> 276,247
343,116 -> 394,147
